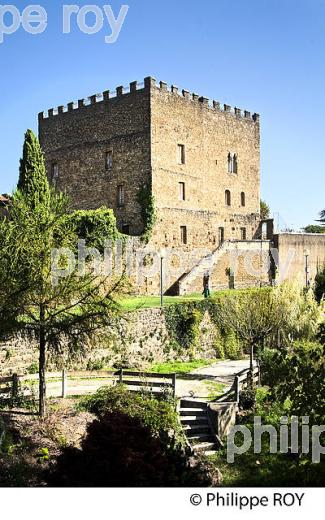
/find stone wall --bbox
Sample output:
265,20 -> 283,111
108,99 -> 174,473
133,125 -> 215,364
0,307 -> 219,376
39,80 -> 152,236
274,233 -> 325,285
150,80 -> 261,250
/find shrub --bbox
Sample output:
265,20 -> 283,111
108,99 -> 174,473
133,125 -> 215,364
65,207 -> 120,252
315,264 -> 325,303
48,411 -> 219,487
78,384 -> 184,449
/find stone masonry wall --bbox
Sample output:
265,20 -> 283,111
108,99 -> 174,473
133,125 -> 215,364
150,80 -> 261,250
39,79 -> 152,236
0,308 -> 218,376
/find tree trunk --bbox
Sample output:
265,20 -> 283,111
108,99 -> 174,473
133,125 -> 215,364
249,341 -> 254,388
39,306 -> 46,418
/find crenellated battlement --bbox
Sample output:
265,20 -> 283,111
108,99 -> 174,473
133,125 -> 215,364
38,76 -> 260,123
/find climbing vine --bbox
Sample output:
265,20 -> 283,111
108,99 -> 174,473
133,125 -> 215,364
137,184 -> 157,243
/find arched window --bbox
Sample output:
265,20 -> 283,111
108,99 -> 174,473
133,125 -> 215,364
227,153 -> 233,173
241,192 -> 246,207
233,154 -> 238,174
225,190 -> 231,206
228,152 -> 238,174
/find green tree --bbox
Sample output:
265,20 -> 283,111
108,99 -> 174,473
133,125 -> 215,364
17,129 -> 50,205
316,209 -> 325,226
260,200 -> 270,220
314,264 -> 325,303
303,225 -> 325,234
0,132 -> 124,417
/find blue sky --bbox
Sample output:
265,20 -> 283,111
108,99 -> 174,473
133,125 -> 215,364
0,0 -> 324,229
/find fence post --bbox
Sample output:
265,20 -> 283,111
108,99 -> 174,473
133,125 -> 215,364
234,376 -> 240,403
119,368 -> 123,384
62,369 -> 67,398
11,373 -> 19,400
171,373 -> 176,399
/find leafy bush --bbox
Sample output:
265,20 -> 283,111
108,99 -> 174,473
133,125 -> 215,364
79,384 -> 184,449
314,264 -> 325,303
239,387 -> 256,410
260,341 -> 325,423
48,411 -> 219,487
65,207 -> 120,252
137,184 -> 157,243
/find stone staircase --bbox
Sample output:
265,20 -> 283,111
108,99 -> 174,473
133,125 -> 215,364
177,239 -> 271,295
179,399 -> 219,456
178,240 -> 231,295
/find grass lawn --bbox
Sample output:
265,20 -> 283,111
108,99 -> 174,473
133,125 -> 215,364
118,293 -> 203,311
149,359 -> 218,374
118,287 -> 266,312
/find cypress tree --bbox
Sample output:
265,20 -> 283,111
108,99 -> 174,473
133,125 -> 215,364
17,129 -> 50,204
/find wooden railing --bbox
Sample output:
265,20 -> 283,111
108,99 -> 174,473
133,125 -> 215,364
0,369 -> 177,400
234,366 -> 260,403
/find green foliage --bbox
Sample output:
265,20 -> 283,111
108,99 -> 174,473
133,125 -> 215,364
17,129 -> 50,206
0,132 -> 124,415
65,207 -> 120,252
165,304 -> 204,357
79,384 -> 184,449
239,386 -> 256,410
260,341 -> 325,423
260,200 -> 270,220
48,410 -> 217,487
314,264 -> 325,303
303,225 -> 325,234
137,184 -> 157,243
149,359 -> 215,374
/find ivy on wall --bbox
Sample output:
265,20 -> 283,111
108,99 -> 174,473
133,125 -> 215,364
137,184 -> 157,243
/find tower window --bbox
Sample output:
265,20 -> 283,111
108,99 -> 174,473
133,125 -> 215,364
240,227 -> 247,240
117,185 -> 125,206
180,226 -> 187,245
241,192 -> 246,207
105,150 -> 113,169
218,227 -> 225,245
179,182 -> 185,201
122,223 -> 130,234
177,144 -> 185,165
51,163 -> 59,181
225,190 -> 231,206
228,153 -> 238,174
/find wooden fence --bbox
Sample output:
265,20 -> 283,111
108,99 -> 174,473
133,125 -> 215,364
0,369 -> 176,400
234,366 -> 260,403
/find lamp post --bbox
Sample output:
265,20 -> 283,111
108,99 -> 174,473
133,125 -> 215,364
304,248 -> 310,289
160,249 -> 166,307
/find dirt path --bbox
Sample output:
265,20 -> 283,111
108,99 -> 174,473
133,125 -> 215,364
42,359 -> 251,402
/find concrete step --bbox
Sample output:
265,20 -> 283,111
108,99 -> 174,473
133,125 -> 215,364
179,408 -> 206,416
183,424 -> 210,434
188,433 -> 215,444
180,416 -> 208,425
193,442 -> 217,453
180,399 -> 207,409
203,450 -> 218,456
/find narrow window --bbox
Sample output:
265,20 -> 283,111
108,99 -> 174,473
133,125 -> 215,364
228,153 -> 233,173
218,227 -> 225,245
52,163 -> 59,181
177,144 -> 185,165
117,185 -> 125,206
233,154 -> 238,174
105,150 -> 113,169
225,190 -> 231,206
241,192 -> 246,206
179,182 -> 185,201
180,226 -> 187,245
240,227 -> 247,240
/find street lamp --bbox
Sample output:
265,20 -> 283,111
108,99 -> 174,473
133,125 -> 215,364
159,249 -> 166,307
304,248 -> 310,289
